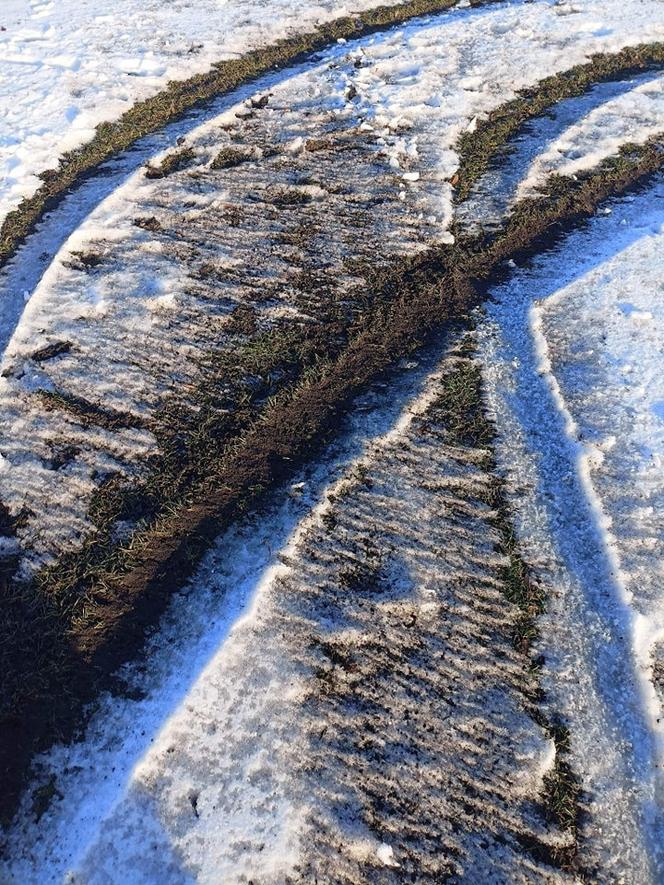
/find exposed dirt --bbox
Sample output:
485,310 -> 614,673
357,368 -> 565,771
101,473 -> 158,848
0,33 -> 663,872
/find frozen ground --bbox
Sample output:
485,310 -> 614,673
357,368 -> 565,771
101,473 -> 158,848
1,0 -> 664,881
457,71 -> 664,232
517,73 -> 664,198
3,0 -> 664,232
477,178 -> 664,877
2,0 -> 664,570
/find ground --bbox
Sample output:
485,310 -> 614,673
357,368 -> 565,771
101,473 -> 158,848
0,0 -> 663,882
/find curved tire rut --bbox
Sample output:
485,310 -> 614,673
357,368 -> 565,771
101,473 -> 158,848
1,3 -> 664,879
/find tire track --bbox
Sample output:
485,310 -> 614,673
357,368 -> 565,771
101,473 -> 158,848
1,2 -> 663,872
476,177 -> 664,878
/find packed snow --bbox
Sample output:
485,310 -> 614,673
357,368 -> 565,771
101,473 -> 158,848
328,0 -> 664,236
477,178 -> 664,877
1,0 -> 664,880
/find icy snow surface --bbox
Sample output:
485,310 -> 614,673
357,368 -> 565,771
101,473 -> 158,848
477,178 -> 664,878
2,0 -> 664,569
3,0 -> 664,233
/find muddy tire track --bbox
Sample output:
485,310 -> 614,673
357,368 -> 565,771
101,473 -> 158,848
1,10 -> 663,874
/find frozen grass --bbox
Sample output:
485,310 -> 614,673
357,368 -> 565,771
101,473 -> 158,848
0,0 -> 488,270
36,390 -> 150,432
1,7 -> 663,840
1,131 -> 660,828
2,341 -> 578,881
144,147 -> 197,179
210,146 -> 252,170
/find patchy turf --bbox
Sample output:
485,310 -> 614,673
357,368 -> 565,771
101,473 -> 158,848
36,389 -> 151,432
0,0 -> 498,271
210,146 -> 252,170
454,42 -> 664,202
145,146 -> 197,179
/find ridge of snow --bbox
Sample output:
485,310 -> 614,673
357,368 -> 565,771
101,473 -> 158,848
476,178 -> 664,877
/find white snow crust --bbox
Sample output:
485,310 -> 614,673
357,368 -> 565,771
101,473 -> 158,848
0,0 -> 412,228
477,179 -> 664,878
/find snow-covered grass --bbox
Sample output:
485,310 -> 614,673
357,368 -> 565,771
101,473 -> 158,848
0,342 -> 570,883
3,143 -> 662,881
1,0 -> 664,879
0,0 -> 424,229
517,73 -> 664,198
2,0 -> 664,570
0,49 -> 430,570
457,71 -> 663,232
477,178 -> 664,877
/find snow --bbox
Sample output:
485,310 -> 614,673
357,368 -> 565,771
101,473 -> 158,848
0,36 -> 435,569
0,351 -> 429,880
338,0 -> 664,233
517,73 -> 664,198
0,0 -> 415,230
376,843 -> 400,867
476,178 -> 664,877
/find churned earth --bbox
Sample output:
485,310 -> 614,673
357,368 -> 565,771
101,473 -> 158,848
1,0 -> 664,881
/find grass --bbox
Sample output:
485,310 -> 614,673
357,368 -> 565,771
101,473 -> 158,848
210,147 -> 251,170
432,359 -> 494,449
36,389 -> 150,432
542,723 -> 580,836
133,215 -> 162,231
1,88 -> 662,827
30,341 -> 72,363
269,188 -> 313,208
63,250 -> 104,272
145,146 -> 196,179
0,0 -> 495,271
439,352 -> 581,869
55,142 -> 664,620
